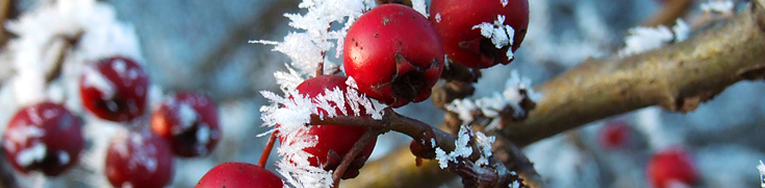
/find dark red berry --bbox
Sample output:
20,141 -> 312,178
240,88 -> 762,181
279,75 -> 378,179
430,0 -> 529,68
344,4 -> 444,108
151,92 -> 221,158
598,120 -> 631,150
2,102 -> 84,176
105,129 -> 174,188
196,162 -> 284,188
647,147 -> 698,188
80,57 -> 149,122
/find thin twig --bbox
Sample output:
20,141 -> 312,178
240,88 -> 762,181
331,129 -> 382,187
257,133 -> 278,168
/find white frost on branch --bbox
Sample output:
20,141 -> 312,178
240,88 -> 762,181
618,19 -> 691,56
446,70 -> 541,131
259,76 -> 385,188
700,0 -> 734,13
472,15 -> 516,60
434,125 -> 495,169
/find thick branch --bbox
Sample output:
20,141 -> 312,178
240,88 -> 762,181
503,3 -> 765,146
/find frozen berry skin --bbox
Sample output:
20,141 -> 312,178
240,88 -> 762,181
2,102 -> 84,176
105,129 -> 174,188
195,162 -> 284,188
151,92 -> 221,158
344,4 -> 444,108
279,75 -> 378,179
598,120 -> 631,150
80,57 -> 149,122
430,0 -> 529,68
646,147 -> 698,188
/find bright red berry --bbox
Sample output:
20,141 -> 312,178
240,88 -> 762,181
279,75 -> 378,179
196,162 -> 284,188
2,102 -> 84,176
344,4 -> 444,108
430,0 -> 529,69
598,120 -> 631,150
151,92 -> 221,158
105,129 -> 174,188
646,147 -> 698,188
80,57 -> 149,122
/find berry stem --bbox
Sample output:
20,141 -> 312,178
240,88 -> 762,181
257,133 -> 278,168
331,129 -> 382,187
310,108 -> 524,187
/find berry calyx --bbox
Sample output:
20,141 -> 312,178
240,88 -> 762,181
196,162 -> 284,188
344,4 -> 444,108
2,102 -> 84,176
151,92 -> 221,157
80,56 -> 149,122
105,129 -> 174,188
646,147 -> 698,188
430,0 -> 529,68
279,75 -> 378,179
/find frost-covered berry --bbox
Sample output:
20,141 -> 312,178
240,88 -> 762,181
151,92 -> 221,157
2,102 -> 84,176
279,75 -> 378,179
195,162 -> 284,188
105,129 -> 174,188
430,0 -> 529,69
647,147 -> 698,188
598,120 -> 631,150
344,4 -> 444,108
80,57 -> 149,122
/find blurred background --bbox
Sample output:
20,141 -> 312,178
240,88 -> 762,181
2,0 -> 764,187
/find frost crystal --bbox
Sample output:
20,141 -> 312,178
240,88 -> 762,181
259,0 -> 371,79
260,76 -> 385,188
758,160 -> 765,188
471,15 -> 516,60
700,0 -> 734,13
412,0 -> 429,17
619,19 -> 692,56
446,70 -> 541,130
672,19 -> 690,42
501,0 -> 509,7
434,125 -> 495,169
435,13 -> 442,23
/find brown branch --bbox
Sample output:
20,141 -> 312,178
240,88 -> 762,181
642,0 -> 693,27
331,129 -> 382,187
503,2 -> 765,147
0,0 -> 11,46
313,108 -> 524,187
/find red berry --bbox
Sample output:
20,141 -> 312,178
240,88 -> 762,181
646,147 -> 698,188
196,162 -> 284,188
598,120 -> 631,149
344,4 -> 444,108
2,102 -> 84,176
80,57 -> 149,122
430,0 -> 529,68
279,75 -> 378,179
105,129 -> 174,188
151,92 -> 221,157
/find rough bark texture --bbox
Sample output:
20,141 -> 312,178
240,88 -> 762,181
343,2 -> 765,187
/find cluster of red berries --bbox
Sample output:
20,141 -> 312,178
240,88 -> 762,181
3,57 -> 222,188
197,0 -> 530,186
